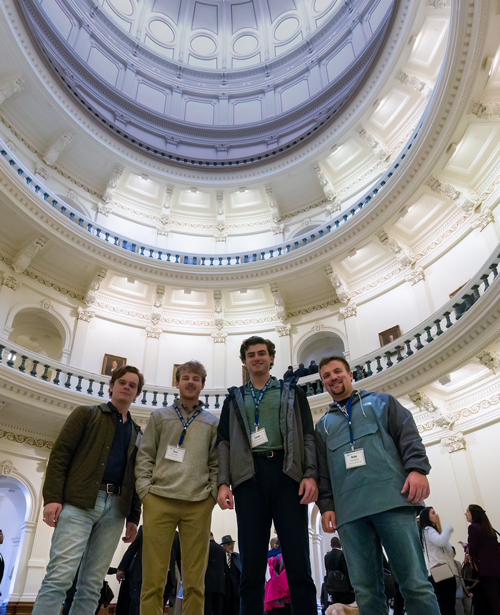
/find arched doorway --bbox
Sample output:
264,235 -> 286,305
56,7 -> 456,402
0,473 -> 29,610
294,330 -> 345,368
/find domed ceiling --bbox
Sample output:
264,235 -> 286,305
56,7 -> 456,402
17,0 -> 397,167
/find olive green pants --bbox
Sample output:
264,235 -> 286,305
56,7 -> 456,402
141,492 -> 214,615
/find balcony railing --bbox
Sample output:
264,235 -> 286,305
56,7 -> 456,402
0,127 -> 420,268
1,248 -> 498,407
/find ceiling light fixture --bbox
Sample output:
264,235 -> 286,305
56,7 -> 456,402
238,187 -> 247,193
140,173 -> 149,181
190,187 -> 198,194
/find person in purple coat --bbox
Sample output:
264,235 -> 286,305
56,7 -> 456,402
465,504 -> 500,615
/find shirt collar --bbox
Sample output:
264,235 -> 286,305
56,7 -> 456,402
173,398 -> 205,414
245,376 -> 279,391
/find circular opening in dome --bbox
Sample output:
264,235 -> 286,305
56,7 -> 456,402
191,35 -> 217,56
148,19 -> 175,45
233,34 -> 259,56
314,0 -> 336,13
275,17 -> 299,42
107,0 -> 134,17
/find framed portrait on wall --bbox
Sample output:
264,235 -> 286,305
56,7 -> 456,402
101,354 -> 127,376
172,364 -> 181,387
378,325 -> 402,348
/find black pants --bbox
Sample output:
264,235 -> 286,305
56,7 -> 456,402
431,575 -> 456,615
205,591 -> 225,615
233,454 -> 317,615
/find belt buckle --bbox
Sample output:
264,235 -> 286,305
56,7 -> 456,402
267,451 -> 274,458
105,483 -> 114,494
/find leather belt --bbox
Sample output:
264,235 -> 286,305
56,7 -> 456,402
252,450 -> 284,458
100,482 -> 121,495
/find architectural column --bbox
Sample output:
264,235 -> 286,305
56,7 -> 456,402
20,507 -> 55,601
340,304 -> 361,360
0,275 -> 19,331
265,185 -> 284,236
11,521 -> 37,602
211,332 -> 227,388
441,434 -> 483,511
144,327 -> 162,384
0,76 -> 26,106
405,267 -> 434,321
42,131 -> 74,166
70,308 -> 95,365
274,324 -> 292,378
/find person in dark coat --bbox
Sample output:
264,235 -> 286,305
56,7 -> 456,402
283,366 -> 294,381
205,532 -> 226,615
221,535 -> 241,615
308,361 -> 319,393
293,363 -> 310,394
115,527 -> 181,615
466,504 -> 500,615
322,537 -> 355,608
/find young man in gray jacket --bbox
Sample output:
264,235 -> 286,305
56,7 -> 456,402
316,355 -> 441,615
135,360 -> 218,615
217,336 -> 318,615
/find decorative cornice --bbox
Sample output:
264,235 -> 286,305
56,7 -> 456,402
441,432 -> 466,453
0,429 -> 53,449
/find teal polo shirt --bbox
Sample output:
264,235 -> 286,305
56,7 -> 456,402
244,377 -> 283,452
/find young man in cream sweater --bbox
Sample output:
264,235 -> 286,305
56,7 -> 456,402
135,361 -> 219,615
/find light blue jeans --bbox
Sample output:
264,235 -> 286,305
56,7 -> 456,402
338,506 -> 440,615
33,491 -> 124,615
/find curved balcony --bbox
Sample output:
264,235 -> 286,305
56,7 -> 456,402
1,245 -> 499,419
0,128 -> 418,266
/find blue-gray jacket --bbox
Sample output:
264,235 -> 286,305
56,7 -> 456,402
315,390 -> 430,527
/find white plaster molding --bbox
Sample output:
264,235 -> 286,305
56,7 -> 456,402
2,275 -> 18,290
340,304 -> 357,319
11,235 -> 48,274
441,432 -> 466,453
324,264 -> 351,303
101,165 -> 124,204
146,326 -> 162,339
405,267 -> 425,285
276,324 -> 291,337
77,307 -> 94,322
0,76 -> 26,105
477,350 -> 500,374
472,207 -> 494,231
84,267 -> 107,307
43,131 -> 74,166
211,331 -> 227,343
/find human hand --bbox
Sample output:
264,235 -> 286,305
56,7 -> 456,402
401,471 -> 430,503
43,503 -> 63,528
298,478 -> 318,505
116,570 -> 125,582
322,511 -> 337,533
122,522 -> 138,543
217,485 -> 234,510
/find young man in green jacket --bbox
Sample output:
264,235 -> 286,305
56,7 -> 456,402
33,365 -> 143,615
135,360 -> 218,615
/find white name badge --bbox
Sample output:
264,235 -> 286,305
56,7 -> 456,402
165,445 -> 186,463
250,428 -> 269,449
344,449 -> 366,469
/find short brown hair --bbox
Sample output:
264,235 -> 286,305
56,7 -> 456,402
176,360 -> 207,385
239,336 -> 276,367
109,365 -> 145,396
319,355 -> 351,377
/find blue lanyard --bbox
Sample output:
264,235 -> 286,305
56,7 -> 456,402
333,394 -> 356,451
173,403 -> 203,447
249,378 -> 273,428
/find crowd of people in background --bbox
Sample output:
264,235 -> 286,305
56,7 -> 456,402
25,339 -> 499,615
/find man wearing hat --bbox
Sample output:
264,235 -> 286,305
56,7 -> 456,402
221,535 -> 241,615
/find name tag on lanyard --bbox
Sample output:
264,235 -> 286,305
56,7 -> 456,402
250,427 -> 269,449
344,449 -> 366,469
165,445 -> 186,463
